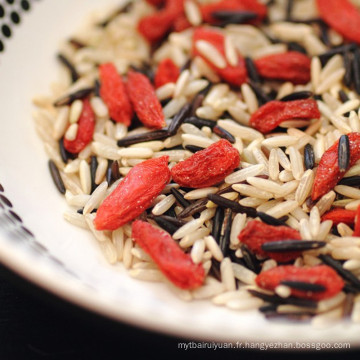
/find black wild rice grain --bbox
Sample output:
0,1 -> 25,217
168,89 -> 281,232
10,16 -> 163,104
285,0 -> 294,21
280,280 -> 326,292
343,293 -> 355,318
57,53 -> 79,83
117,130 -> 170,146
189,93 -> 206,117
207,194 -> 257,217
343,51 -> 353,89
304,143 -> 315,170
209,259 -> 222,281
319,254 -> 360,290
168,104 -> 191,135
248,289 -> 318,308
344,283 -> 360,294
211,10 -> 258,26
248,80 -> 272,105
152,215 -> 186,227
177,199 -> 207,219
319,43 -> 356,65
106,160 -> 113,185
318,20 -> 330,47
239,244 -> 261,274
90,156 -> 98,194
245,57 -> 261,83
152,216 -> 179,235
0,183 -> 3,192
279,91 -> 313,102
94,79 -> 101,97
287,41 -> 307,55
339,176 -> 360,186
261,240 -> 326,252
212,206 -> 225,243
257,211 -> 288,226
184,145 -> 204,153
54,87 -> 94,107
111,160 -> 121,182
213,125 -> 235,143
184,116 -> 216,129
338,89 -> 349,103
170,187 -> 191,208
180,58 -> 191,73
219,211 -> 232,257
59,138 -> 75,163
259,304 -> 278,313
338,135 -> 350,172
48,160 -> 65,195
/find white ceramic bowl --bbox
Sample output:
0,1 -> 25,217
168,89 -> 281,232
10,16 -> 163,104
0,0 -> 359,346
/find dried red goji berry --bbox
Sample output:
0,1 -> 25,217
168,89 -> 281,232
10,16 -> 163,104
99,63 -> 133,126
63,98 -> 95,154
132,220 -> 205,289
321,208 -> 356,226
311,132 -> 360,200
146,0 -> 164,7
250,99 -> 320,134
238,220 -> 302,262
254,51 -> 311,85
173,13 -> 192,32
126,70 -> 166,129
256,265 -> 344,300
353,205 -> 360,237
94,156 -> 170,231
154,58 -> 180,89
316,0 -> 360,44
138,0 -> 184,43
192,27 -> 248,86
171,139 -> 240,188
200,0 -> 267,25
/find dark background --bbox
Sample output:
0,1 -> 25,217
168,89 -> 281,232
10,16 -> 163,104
0,264 -> 358,360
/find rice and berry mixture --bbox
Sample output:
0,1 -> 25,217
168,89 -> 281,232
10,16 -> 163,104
33,0 -> 360,326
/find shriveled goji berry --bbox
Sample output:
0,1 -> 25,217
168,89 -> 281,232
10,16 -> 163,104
254,51 -> 311,85
171,139 -> 240,188
132,220 -> 205,289
200,0 -> 267,25
321,208 -> 356,226
238,220 -> 302,263
173,13 -> 192,32
94,156 -> 170,231
154,58 -> 180,89
250,99 -> 320,134
63,98 -> 95,154
99,63 -> 133,126
353,205 -> 360,237
192,27 -> 248,86
146,0 -> 164,7
316,0 -> 360,44
126,70 -> 166,129
138,0 -> 184,43
256,265 -> 344,300
311,132 -> 360,200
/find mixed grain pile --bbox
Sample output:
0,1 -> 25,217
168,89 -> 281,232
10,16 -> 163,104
33,0 -> 360,326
